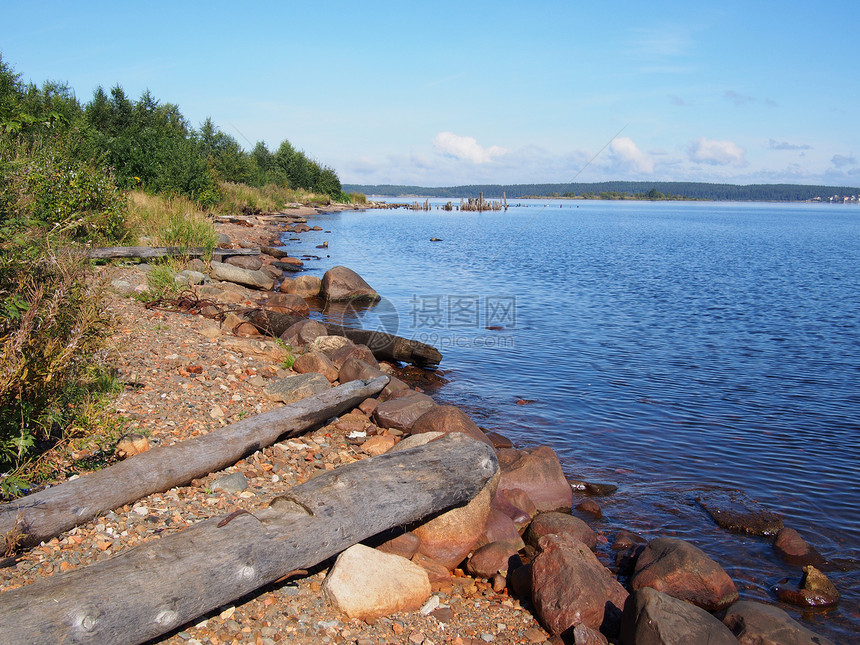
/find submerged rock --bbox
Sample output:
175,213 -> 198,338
721,600 -> 836,645
774,565 -> 840,607
696,490 -> 783,536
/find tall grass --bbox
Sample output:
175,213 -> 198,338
215,181 -> 336,214
126,191 -> 217,249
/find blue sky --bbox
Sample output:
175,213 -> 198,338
2,1 -> 858,187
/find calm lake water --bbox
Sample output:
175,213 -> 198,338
282,199 -> 860,640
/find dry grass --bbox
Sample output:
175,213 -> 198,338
126,191 -> 217,249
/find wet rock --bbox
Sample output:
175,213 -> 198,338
263,372 -> 330,404
225,255 -> 263,271
531,533 -> 628,636
496,446 -> 573,513
322,544 -> 431,619
576,499 -> 603,519
525,512 -> 597,551
266,293 -> 310,317
631,537 -> 738,611
410,405 -> 495,448
373,392 -> 437,432
485,431 -> 514,449
773,527 -> 826,568
321,266 -> 380,302
283,274 -> 322,298
292,351 -> 339,382
721,599 -> 836,645
611,530 -> 647,575
584,482 -> 618,497
696,490 -> 783,536
774,565 -> 840,608
620,587 -> 738,645
467,541 -> 522,579
279,320 -> 328,348
412,473 -> 497,570
209,261 -> 274,291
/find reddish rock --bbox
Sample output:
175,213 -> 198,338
467,541 -> 522,579
576,499 -> 603,519
412,474 -> 497,570
531,533 -> 628,636
279,319 -> 328,347
620,587 -> 738,645
411,553 -> 453,584
773,527 -> 826,567
284,274 -> 322,298
292,351 -> 338,382
631,537 -> 738,611
278,277 -> 294,293
611,530 -> 646,551
775,565 -> 840,608
321,265 -> 380,302
572,624 -> 609,645
491,489 -> 533,534
377,531 -> 421,560
496,446 -> 572,513
330,342 -> 379,369
485,431 -> 514,449
411,405 -> 494,448
378,375 -> 410,401
509,562 -> 532,599
721,599 -> 837,645
696,490 -> 783,536
225,255 -> 263,271
525,512 -> 597,551
361,434 -> 396,456
373,392 -> 437,432
478,508 -> 525,551
338,357 -> 385,384
359,397 -> 379,416
266,293 -> 310,317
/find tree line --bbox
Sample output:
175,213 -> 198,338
344,181 -> 860,202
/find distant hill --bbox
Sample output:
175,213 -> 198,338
343,182 -> 860,202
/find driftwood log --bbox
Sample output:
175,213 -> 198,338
244,309 -> 443,366
0,433 -> 498,645
0,376 -> 389,549
86,247 -> 260,260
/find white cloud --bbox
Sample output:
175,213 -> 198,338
432,132 -> 509,164
688,138 -> 747,167
609,137 -> 654,174
831,154 -> 857,168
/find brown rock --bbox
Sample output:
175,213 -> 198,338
411,553 -> 452,584
338,357 -> 385,384
263,372 -> 330,404
497,446 -> 572,513
322,544 -> 431,619
773,527 -> 826,567
310,334 -> 352,355
525,512 -> 597,551
266,293 -> 310,317
292,351 -> 339,382
775,565 -> 840,607
284,274 -> 322,298
491,490 -> 533,534
531,533 -> 628,636
330,343 -> 379,369
697,490 -> 784,536
411,405 -> 494,448
467,541 -> 521,579
362,434 -> 396,456
359,398 -> 379,416
225,255 -> 263,271
373,392 -> 437,432
576,499 -> 602,519
279,319 -> 328,348
485,431 -> 514,449
478,508 -> 525,550
378,375 -> 411,401
278,277 -> 294,293
631,537 -> 738,611
115,434 -> 150,459
722,599 -> 836,645
321,265 -> 381,302
412,473 -> 498,570
377,532 -> 421,560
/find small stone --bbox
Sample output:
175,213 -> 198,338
524,627 -> 547,643
409,630 -> 425,643
209,405 -> 225,419
575,499 -> 602,519
211,472 -> 248,494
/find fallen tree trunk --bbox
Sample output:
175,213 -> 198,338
244,309 -> 443,366
86,247 -> 260,260
0,433 -> 498,645
0,376 -> 389,549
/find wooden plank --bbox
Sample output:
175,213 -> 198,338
0,433 -> 498,645
0,377 -> 389,549
85,247 -> 260,260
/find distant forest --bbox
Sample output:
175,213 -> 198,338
343,181 -> 860,202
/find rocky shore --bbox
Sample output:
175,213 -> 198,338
0,205 -> 842,645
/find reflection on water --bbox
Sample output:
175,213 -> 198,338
286,200 -> 860,641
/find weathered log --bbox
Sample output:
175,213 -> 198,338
86,246 -> 260,260
0,377 -> 389,549
0,433 -> 498,645
244,309 -> 443,366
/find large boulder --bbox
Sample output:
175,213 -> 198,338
631,537 -> 738,611
525,512 -> 597,551
337,357 -> 385,384
329,342 -> 379,369
721,600 -> 836,645
620,587 -> 739,645
225,255 -> 263,271
322,544 -> 431,620
263,372 -> 330,404
411,405 -> 494,448
209,261 -> 274,291
321,266 -> 380,302
496,446 -> 573,513
284,274 -> 322,298
467,541 -> 522,579
412,473 -> 498,570
531,533 -> 628,636
291,351 -> 339,382
373,392 -> 437,432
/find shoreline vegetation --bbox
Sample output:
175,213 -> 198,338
344,182 -> 860,203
